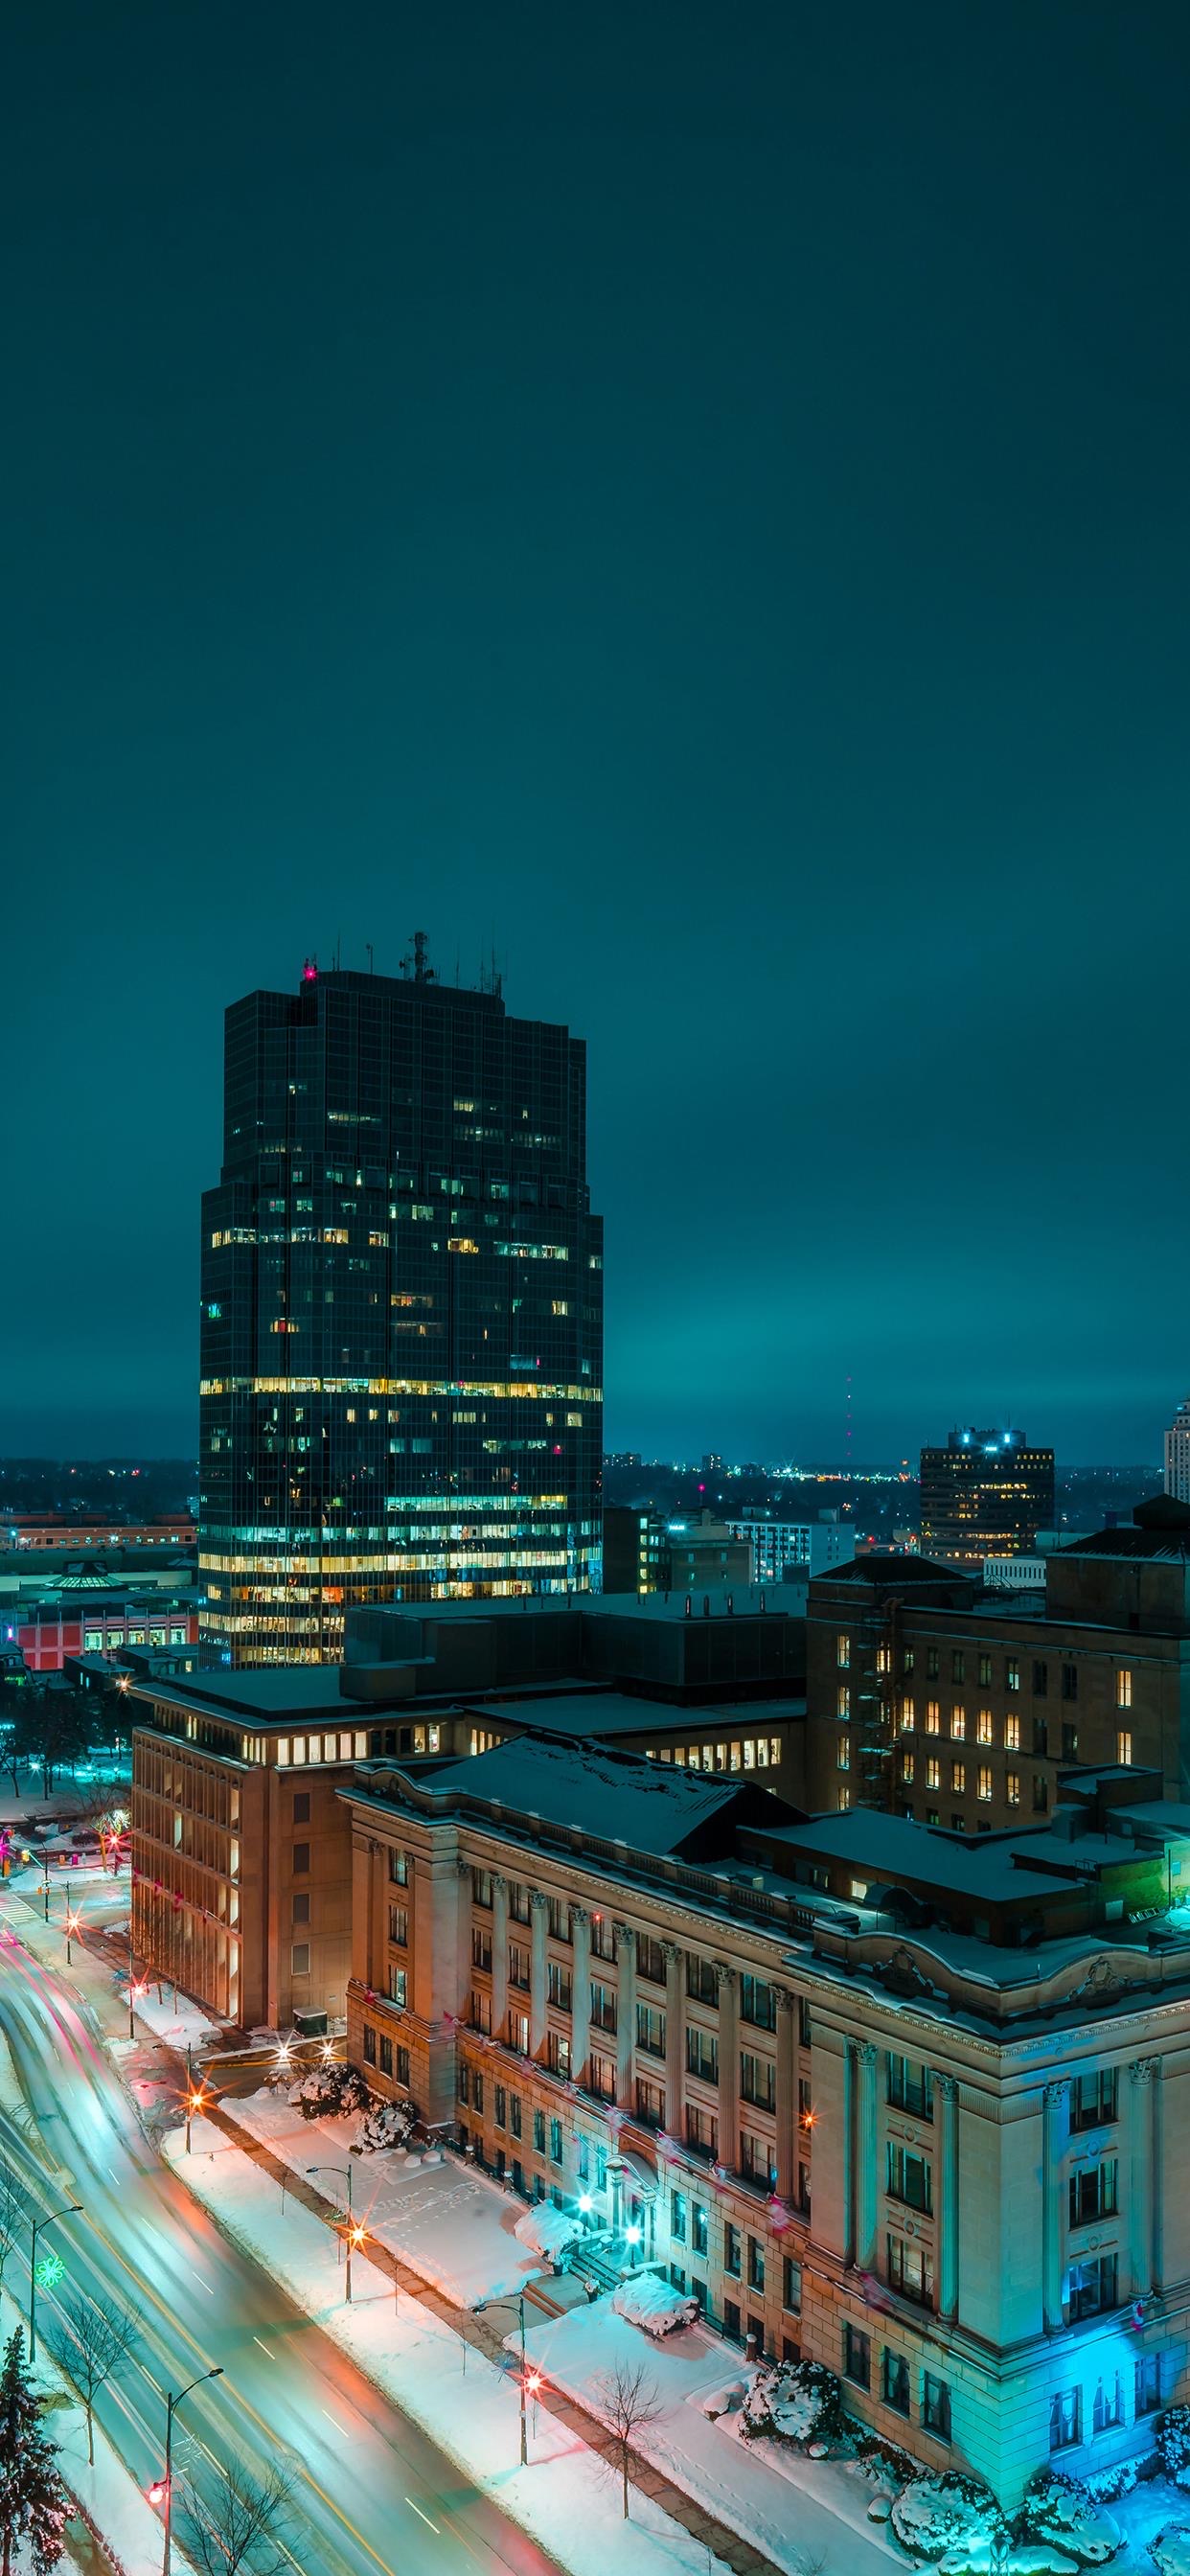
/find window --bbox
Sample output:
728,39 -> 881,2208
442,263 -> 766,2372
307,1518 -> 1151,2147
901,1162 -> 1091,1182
1033,1660 -> 1048,1697
741,1976 -> 776,2031
837,1736 -> 851,1772
741,2051 -> 776,2110
1063,1663 -> 1079,1702
1069,2254 -> 1117,2320
635,2077 -> 665,2129
494,2085 -> 506,2129
589,2054 -> 615,2101
799,1999 -> 812,2047
978,1654 -> 993,1688
977,1766 -> 993,1804
637,1935 -> 666,1985
901,1696 -> 914,1731
740,2130 -> 778,2189
950,1760 -> 966,1795
590,1913 -> 615,1961
747,2236 -> 766,2290
951,1651 -> 965,1684
1034,1715 -> 1049,1757
292,1793 -> 310,1825
1069,2160 -> 1118,2226
388,1849 -> 409,1885
686,2026 -> 719,2084
1006,1770 -> 1021,1806
836,1633 -> 851,1668
837,1687 -> 851,1720
1136,2354 -> 1162,2417
548,1961 -> 572,2012
950,1706 -> 966,1740
922,2373 -> 950,2439
903,1646 -> 915,1676
590,1982 -> 617,2033
635,2004 -> 665,2055
1006,1660 -> 1020,1693
926,1757 -> 940,1789
1049,2389 -> 1081,2451
547,1897 -> 570,1943
837,1785 -> 851,1810
685,2104 -> 719,2157
843,2324 -> 870,2389
671,2190 -> 688,2243
292,1842 -> 310,1874
925,1700 -> 940,1736
887,2145 -> 931,2213
900,1752 -> 914,1783
782,2257 -> 802,2313
458,2064 -> 469,2107
510,2094 -> 522,2138
686,1956 -> 718,2006
887,2057 -> 933,2119
723,2223 -> 742,2278
470,1990 -> 492,2035
693,2204 -> 709,2256
1070,2070 -> 1118,2129
1092,2375 -> 1124,2434
1062,1722 -> 1079,1760
363,2025 -> 377,2064
291,1943 -> 309,1975
1033,1776 -> 1049,1812
388,1966 -> 407,2007
378,2036 -> 394,2078
1117,1669 -> 1133,1710
550,2118 -> 562,2165
887,2237 -> 934,2307
1004,1714 -> 1020,1751
723,2300 -> 741,2342
470,1925 -> 491,1971
882,2350 -> 910,2415
471,1869 -> 492,1909
533,2109 -> 546,2153
976,1709 -> 993,1745
1116,1731 -> 1133,1767
547,2032 -> 571,2078
473,2072 -> 484,2116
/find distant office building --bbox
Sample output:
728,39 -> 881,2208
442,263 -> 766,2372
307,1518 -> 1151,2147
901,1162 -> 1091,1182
199,941 -> 603,1665
726,1515 -> 857,1585
602,1506 -> 750,1596
1166,1398 -> 1190,1504
2,1515 -> 195,1552
920,1427 -> 1054,1569
11,1594 -> 198,1675
982,1554 -> 1046,1592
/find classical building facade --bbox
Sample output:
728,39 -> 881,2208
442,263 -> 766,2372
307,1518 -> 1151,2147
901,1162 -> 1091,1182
339,1743 -> 1190,2506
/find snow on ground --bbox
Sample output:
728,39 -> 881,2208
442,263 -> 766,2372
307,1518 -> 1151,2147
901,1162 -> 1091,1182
164,2118 -> 741,2576
225,2084 -> 544,2305
517,2295 -> 901,2576
120,1983 -> 222,2055
0,2286 -> 197,2576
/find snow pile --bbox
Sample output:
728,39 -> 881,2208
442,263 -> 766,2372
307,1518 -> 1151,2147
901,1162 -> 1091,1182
514,2204 -> 584,2264
288,2063 -> 369,2120
1157,2415 -> 1190,2489
891,2472 -> 999,2563
611,2273 -> 698,2336
352,2099 -> 414,2155
739,2359 -> 843,2451
1018,2472 -> 1121,2566
938,2548 -> 1076,2575
1152,2528 -> 1190,2576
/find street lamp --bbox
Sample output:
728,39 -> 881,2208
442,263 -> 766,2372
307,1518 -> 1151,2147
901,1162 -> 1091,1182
127,1972 -> 147,2042
41,1847 -> 50,1924
30,2202 -> 82,2365
475,2288 -> 532,2465
307,2164 -> 358,2302
184,2047 -> 209,2155
154,2365 -> 224,2576
64,1906 -> 80,1966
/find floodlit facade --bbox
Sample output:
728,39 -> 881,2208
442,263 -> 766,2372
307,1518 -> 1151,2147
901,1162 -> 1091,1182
1165,1397 -> 1190,1505
198,941 -> 603,1664
340,1746 -> 1190,2507
920,1428 -> 1055,1568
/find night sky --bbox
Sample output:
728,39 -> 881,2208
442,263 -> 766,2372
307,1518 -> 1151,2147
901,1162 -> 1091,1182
5,3 -> 1189,1465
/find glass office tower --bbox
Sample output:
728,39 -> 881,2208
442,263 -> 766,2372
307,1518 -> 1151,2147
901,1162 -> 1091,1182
199,944 -> 603,1662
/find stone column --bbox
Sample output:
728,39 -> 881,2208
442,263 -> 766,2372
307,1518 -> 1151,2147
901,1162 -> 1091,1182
663,1942 -> 685,2135
615,1922 -> 636,2107
1042,2081 -> 1068,2331
1129,2059 -> 1156,2301
492,1874 -> 509,2043
773,1986 -> 796,2199
936,2073 -> 959,2321
716,1964 -> 739,2172
571,1907 -> 591,2087
842,2041 -> 856,2266
530,1891 -> 548,2058
1152,2060 -> 1164,2292
854,2040 -> 879,2273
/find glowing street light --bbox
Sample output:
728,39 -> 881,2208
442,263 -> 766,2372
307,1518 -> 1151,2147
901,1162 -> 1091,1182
154,2365 -> 224,2576
307,2163 -> 358,2301
183,2046 -> 209,2155
127,1975 -> 148,2042
30,2201 -> 82,2365
64,1908 -> 81,1966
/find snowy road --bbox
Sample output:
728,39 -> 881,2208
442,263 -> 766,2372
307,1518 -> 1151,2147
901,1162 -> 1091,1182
0,1931 -> 560,2576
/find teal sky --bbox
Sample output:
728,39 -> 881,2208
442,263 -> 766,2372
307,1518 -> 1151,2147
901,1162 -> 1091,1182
3,2 -> 1188,1464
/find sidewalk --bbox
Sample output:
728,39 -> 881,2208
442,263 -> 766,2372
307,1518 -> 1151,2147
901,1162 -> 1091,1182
207,2091 -> 876,2576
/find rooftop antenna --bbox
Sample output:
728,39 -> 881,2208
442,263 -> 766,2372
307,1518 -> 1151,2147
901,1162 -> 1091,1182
400,929 -> 435,984
366,942 -> 374,977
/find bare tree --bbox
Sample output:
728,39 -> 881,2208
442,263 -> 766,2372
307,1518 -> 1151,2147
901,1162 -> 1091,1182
0,2163 -> 25,2297
594,2358 -> 663,2519
181,2454 -> 293,2576
45,2288 -> 142,2466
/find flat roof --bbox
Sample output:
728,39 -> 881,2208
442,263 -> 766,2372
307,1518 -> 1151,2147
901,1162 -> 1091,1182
129,1668 -> 353,1723
468,1689 -> 806,1739
375,1735 -> 753,1852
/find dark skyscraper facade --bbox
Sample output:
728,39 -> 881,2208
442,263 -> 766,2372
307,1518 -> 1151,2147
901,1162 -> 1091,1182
919,1426 -> 1055,1569
199,944 -> 603,1663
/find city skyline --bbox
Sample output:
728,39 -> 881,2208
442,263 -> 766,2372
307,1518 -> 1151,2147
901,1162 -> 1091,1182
5,4 -> 1189,1466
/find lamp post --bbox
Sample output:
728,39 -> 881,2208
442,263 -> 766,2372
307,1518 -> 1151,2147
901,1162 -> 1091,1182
64,1906 -> 80,1967
476,2288 -> 531,2464
157,2366 -> 223,2576
30,2202 -> 82,2365
307,2164 -> 358,2302
184,2046 -> 209,2155
41,1847 -> 50,1923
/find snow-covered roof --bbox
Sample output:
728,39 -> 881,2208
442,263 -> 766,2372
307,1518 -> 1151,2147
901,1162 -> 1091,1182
421,1736 -> 749,1852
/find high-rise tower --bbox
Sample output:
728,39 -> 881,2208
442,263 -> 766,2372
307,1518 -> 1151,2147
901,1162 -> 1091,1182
1165,1396 -> 1190,1505
199,942 -> 603,1663
919,1426 -> 1054,1569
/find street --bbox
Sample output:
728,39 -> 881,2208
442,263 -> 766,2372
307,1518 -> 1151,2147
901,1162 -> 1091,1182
0,1917 -> 561,2576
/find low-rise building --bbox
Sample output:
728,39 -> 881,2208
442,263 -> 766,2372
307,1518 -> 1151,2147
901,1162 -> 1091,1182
725,1516 -> 857,1586
338,1748 -> 1190,2505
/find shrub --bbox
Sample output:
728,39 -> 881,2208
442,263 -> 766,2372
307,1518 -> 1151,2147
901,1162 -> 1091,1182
890,2472 -> 999,2564
1151,2524 -> 1190,2576
740,2359 -> 844,2451
1017,2470 -> 1122,2567
288,2062 -> 369,2121
352,2099 -> 415,2155
1156,2412 -> 1190,2488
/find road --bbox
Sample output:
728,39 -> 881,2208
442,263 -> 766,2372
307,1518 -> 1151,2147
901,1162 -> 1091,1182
0,1926 -> 561,2576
